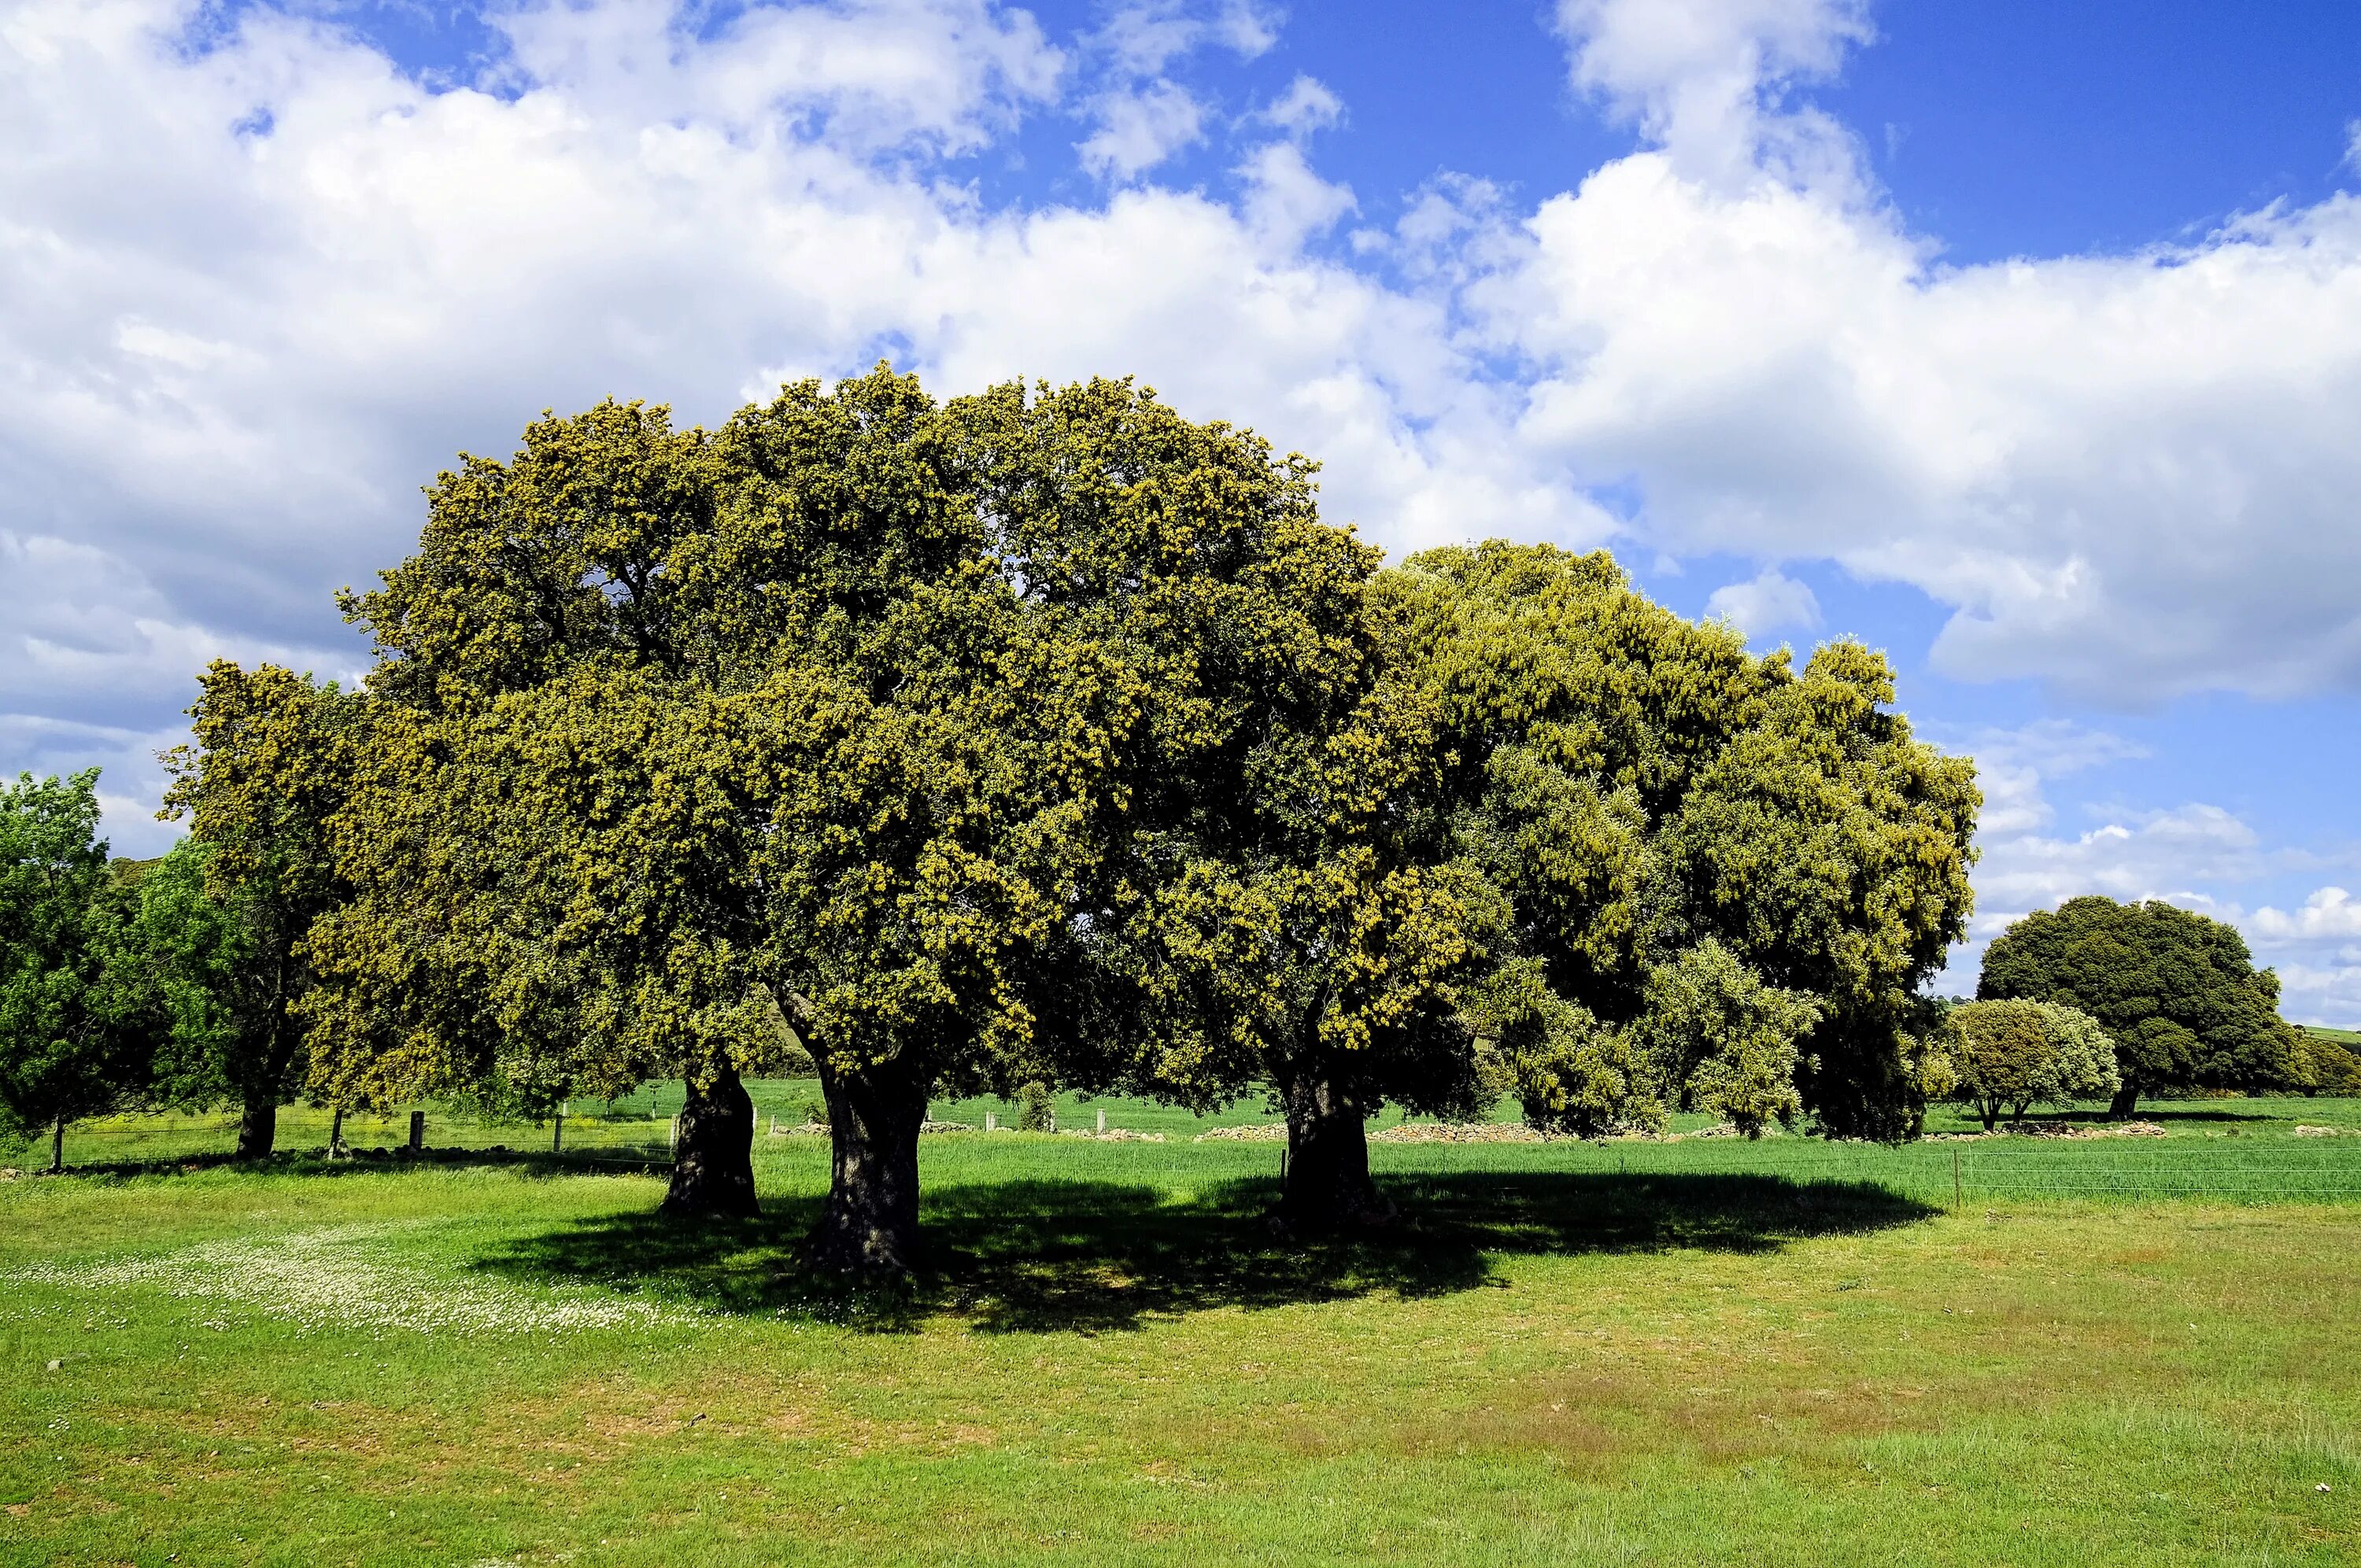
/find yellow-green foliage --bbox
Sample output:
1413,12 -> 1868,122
1379,543 -> 1980,1141
1946,998 -> 2120,1127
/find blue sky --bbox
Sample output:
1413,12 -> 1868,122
4,0 -> 2359,1016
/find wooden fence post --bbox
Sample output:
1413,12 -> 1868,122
50,1116 -> 65,1174
408,1110 -> 425,1154
552,1101 -> 566,1154
1953,1148 -> 1964,1214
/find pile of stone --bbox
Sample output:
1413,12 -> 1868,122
1369,1122 -> 1547,1144
1192,1123 -> 1288,1142
1056,1127 -> 1168,1142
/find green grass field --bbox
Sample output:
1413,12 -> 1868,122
5,1101 -> 2361,1564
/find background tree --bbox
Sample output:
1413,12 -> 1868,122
1977,897 -> 2297,1116
1380,543 -> 1980,1144
0,772 -> 150,1170
1945,998 -> 2119,1130
160,663 -> 361,1158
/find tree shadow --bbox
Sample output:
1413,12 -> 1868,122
20,1144 -> 674,1183
468,1170 -> 1937,1335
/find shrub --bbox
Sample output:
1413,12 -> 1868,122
1947,998 -> 2120,1130
1014,1082 -> 1055,1133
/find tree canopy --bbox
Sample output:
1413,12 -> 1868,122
1976,896 -> 2297,1116
1380,542 -> 1980,1145
0,772 -> 149,1166
1943,998 -> 2119,1130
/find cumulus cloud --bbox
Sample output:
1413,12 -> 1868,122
1703,568 -> 1820,640
1516,0 -> 2361,703
2252,887 -> 2361,943
1258,74 -> 1343,139
1078,79 -> 1206,179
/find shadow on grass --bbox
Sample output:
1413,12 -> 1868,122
468,1169 -> 1936,1334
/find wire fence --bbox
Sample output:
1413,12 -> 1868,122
11,1106 -> 2361,1205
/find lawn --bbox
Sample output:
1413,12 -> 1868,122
3,1106 -> 2359,1565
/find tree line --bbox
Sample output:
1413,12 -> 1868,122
0,367 -> 2328,1271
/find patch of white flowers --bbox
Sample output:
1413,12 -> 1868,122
10,1223 -> 671,1336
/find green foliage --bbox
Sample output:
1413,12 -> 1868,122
1631,940 -> 1823,1138
1945,998 -> 2120,1128
157,662 -> 364,1147
0,771 -> 148,1145
1978,897 -> 2297,1104
1014,1081 -> 1055,1133
2294,1028 -> 2361,1096
1380,542 -> 1980,1143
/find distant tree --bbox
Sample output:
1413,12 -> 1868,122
1945,998 -> 2119,1130
2293,1028 -> 2361,1097
159,663 -> 363,1158
1379,543 -> 1980,1144
0,772 -> 150,1170
1977,897 -> 2297,1116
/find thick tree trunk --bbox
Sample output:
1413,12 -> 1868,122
50,1117 -> 64,1174
236,1092 -> 279,1160
662,1064 -> 759,1219
1980,1102 -> 1997,1131
1278,1077 -> 1395,1233
2109,1082 -> 2139,1120
808,1059 -> 926,1276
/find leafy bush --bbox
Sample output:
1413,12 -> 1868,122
1947,998 -> 2120,1130
1014,1082 -> 1055,1133
1631,940 -> 1823,1138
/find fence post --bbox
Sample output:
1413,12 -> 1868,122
1953,1148 -> 1963,1214
408,1110 -> 425,1154
50,1116 -> 65,1174
668,1116 -> 678,1153
552,1101 -> 566,1154
1098,1109 -> 1107,1134
985,1111 -> 996,1132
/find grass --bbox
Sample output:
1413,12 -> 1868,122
3,1111 -> 2360,1564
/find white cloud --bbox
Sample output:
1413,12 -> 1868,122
1509,4 -> 2361,703
1259,74 -> 1343,139
1078,79 -> 1206,179
1703,568 -> 1819,639
1554,0 -> 1872,182
2253,887 -> 2361,943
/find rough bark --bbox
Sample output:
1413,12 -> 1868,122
2108,1081 -> 2140,1120
661,1064 -> 760,1219
329,1106 -> 345,1157
1278,1076 -> 1395,1233
808,1057 -> 926,1276
236,1092 -> 279,1160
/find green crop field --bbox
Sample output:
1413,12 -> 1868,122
6,1100 -> 2361,1565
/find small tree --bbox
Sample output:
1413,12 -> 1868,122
159,664 -> 360,1159
0,773 -> 150,1169
1946,998 -> 2119,1130
1979,897 -> 2296,1116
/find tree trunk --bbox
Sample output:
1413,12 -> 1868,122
2109,1081 -> 2139,1120
808,1059 -> 926,1276
662,1064 -> 759,1219
50,1116 -> 64,1174
1279,1076 -> 1394,1233
236,1092 -> 278,1160
329,1106 -> 345,1158
1979,1101 -> 1997,1132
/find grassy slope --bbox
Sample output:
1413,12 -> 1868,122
4,1127 -> 2361,1565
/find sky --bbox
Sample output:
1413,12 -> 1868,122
3,0 -> 2359,1020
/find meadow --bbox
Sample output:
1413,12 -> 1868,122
4,1096 -> 2359,1564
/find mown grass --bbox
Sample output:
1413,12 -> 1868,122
4,1120 -> 2360,1565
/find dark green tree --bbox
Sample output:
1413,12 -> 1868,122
0,772 -> 150,1170
1977,896 -> 2298,1116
